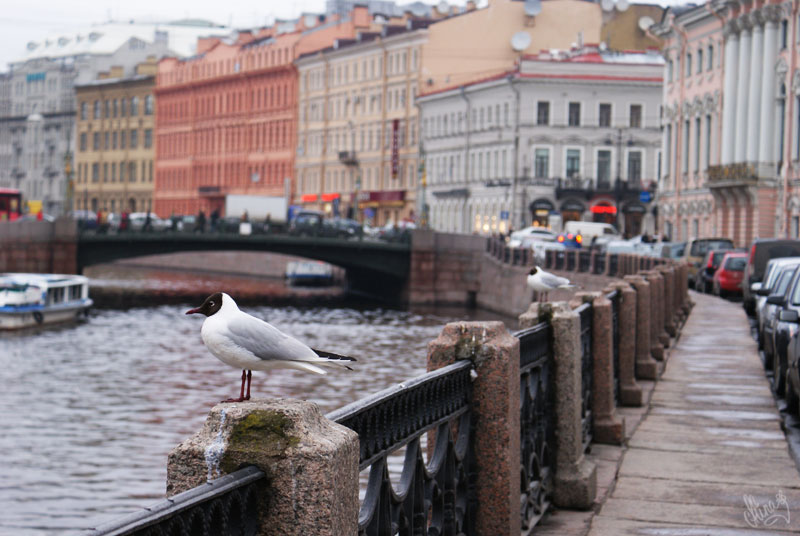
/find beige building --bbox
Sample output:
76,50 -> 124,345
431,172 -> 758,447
295,22 -> 428,225
75,60 -> 157,215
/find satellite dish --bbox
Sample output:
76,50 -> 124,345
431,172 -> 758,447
524,0 -> 542,17
601,0 -> 614,11
511,31 -> 532,52
304,14 -> 317,28
638,15 -> 654,31
616,0 -> 630,11
437,1 -> 449,14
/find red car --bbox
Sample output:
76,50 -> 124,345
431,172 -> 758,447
713,252 -> 747,298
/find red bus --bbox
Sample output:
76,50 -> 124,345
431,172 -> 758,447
0,188 -> 22,221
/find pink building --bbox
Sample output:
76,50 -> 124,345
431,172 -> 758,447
655,1 -> 800,245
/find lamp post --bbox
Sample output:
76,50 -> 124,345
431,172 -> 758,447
64,125 -> 74,215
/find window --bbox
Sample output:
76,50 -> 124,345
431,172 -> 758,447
144,129 -> 152,149
104,100 -> 110,118
697,49 -> 703,73
93,100 -> 101,119
782,19 -> 789,49
568,102 -> 580,126
93,132 -> 100,150
707,45 -> 713,70
599,103 -> 611,127
705,115 -> 712,168
145,95 -> 153,115
566,149 -> 581,178
686,53 -> 692,76
120,130 -> 126,149
694,117 -> 701,172
113,99 -> 118,117
131,96 -> 139,116
630,104 -> 642,128
120,98 -> 127,117
537,102 -> 549,125
628,151 -> 642,182
683,120 -> 690,173
112,131 -> 117,150
533,148 -> 549,178
129,162 -> 137,182
104,132 -> 109,150
80,102 -> 87,120
130,129 -> 138,149
92,163 -> 99,182
79,133 -> 87,151
597,150 -> 612,184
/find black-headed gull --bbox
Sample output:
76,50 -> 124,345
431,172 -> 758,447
527,266 -> 576,301
186,292 -> 356,402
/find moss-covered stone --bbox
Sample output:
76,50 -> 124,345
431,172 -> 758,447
221,410 -> 301,472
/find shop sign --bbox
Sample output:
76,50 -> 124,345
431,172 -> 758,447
391,119 -> 400,179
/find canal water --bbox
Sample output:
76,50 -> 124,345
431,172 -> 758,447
0,267 -> 511,535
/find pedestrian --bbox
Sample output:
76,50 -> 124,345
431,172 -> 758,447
143,211 -> 152,232
120,210 -> 129,233
197,209 -> 207,233
210,209 -> 219,233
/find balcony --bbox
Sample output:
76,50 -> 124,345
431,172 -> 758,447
706,162 -> 776,188
555,177 -> 648,201
338,151 -> 359,167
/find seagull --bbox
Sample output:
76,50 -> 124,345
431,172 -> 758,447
186,292 -> 356,402
527,266 -> 577,302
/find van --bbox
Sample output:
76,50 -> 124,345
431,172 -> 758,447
562,221 -> 621,241
682,237 -> 735,285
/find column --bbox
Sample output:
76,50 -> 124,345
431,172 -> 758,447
759,9 -> 780,164
747,15 -> 764,162
735,20 -> 752,161
721,22 -> 740,165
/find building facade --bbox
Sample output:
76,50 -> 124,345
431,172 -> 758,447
294,23 -> 427,225
74,62 -> 157,215
655,0 -> 800,245
418,48 -> 663,236
0,21 -> 232,215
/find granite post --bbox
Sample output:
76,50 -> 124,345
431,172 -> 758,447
604,281 -> 643,406
641,270 -> 667,357
427,321 -> 521,534
624,275 -> 659,379
657,265 -> 677,337
166,399 -> 359,536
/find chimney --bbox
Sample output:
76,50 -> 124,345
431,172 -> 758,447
466,1 -> 477,11
353,5 -> 370,28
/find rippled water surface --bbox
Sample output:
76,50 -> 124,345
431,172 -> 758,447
0,284 -> 509,535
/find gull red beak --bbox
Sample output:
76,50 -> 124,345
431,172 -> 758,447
186,307 -> 202,315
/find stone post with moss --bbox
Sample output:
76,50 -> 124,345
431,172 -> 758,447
427,321 -> 521,535
166,399 -> 359,536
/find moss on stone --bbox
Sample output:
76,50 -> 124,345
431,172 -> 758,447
221,410 -> 301,473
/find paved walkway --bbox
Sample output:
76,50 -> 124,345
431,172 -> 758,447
541,291 -> 800,535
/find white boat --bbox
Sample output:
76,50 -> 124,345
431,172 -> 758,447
0,273 -> 93,330
285,261 -> 334,286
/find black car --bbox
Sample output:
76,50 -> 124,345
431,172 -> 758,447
694,249 -> 732,293
743,239 -> 800,315
777,267 -> 800,412
762,265 -> 800,384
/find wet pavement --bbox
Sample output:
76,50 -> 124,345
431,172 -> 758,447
542,291 -> 800,535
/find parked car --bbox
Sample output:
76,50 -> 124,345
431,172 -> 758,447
761,265 -> 800,373
755,258 -> 800,348
70,210 -> 98,231
683,237 -> 735,288
128,212 -> 169,232
712,251 -> 747,298
289,211 -> 327,237
332,218 -> 363,239
743,239 -> 800,316
555,232 -> 583,249
771,265 -> 800,402
508,226 -> 556,248
694,249 -> 733,293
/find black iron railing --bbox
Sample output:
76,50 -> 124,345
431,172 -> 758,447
594,253 -> 606,274
80,466 -> 265,536
576,303 -> 593,453
566,251 -> 576,271
514,322 -> 555,534
328,360 -> 476,536
608,254 -> 619,277
607,290 -> 621,404
578,251 -> 591,273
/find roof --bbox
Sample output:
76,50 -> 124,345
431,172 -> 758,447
74,73 -> 155,89
14,20 -> 233,64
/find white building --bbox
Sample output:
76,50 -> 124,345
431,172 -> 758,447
0,20 -> 232,215
418,46 -> 664,237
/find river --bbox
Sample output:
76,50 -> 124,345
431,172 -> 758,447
0,266 -> 512,535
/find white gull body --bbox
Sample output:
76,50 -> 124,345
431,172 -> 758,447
200,293 -> 349,375
527,266 -> 575,292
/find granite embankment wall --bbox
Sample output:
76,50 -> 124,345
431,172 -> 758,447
0,218 -> 76,274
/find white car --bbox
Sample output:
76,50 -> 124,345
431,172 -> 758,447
508,227 -> 556,248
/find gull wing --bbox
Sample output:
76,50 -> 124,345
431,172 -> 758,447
539,271 -> 572,288
225,312 -> 320,363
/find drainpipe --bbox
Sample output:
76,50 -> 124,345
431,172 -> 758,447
507,73 -> 521,231
707,3 -> 727,237
459,86 -> 472,233
671,17 -> 689,239
783,0 -> 798,237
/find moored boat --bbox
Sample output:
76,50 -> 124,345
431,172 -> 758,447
285,261 -> 334,286
0,273 -> 93,330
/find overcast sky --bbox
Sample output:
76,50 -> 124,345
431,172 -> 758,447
0,0 -> 681,72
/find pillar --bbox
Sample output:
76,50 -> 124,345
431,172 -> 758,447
427,321 -> 520,534
624,275 -> 659,378
166,399 -> 359,536
643,270 -> 669,353
759,10 -> 780,164
657,264 -> 677,337
605,281 -> 643,406
747,16 -> 764,162
722,22 -> 740,165
735,21 -> 752,161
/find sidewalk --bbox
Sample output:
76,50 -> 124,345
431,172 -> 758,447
541,291 -> 800,534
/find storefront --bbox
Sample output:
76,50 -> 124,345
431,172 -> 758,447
590,200 -> 617,225
560,199 -> 585,225
622,202 -> 646,238
529,198 -> 555,227
356,190 -> 406,225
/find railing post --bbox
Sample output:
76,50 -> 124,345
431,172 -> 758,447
642,270 -> 669,352
605,282 -> 643,406
623,275 -> 659,379
427,321 -> 521,535
522,302 -> 597,509
166,400 -> 359,536
657,264 -> 677,337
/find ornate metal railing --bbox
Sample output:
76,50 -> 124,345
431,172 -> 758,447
576,303 -> 593,453
607,290 -> 621,404
514,322 -> 555,534
79,466 -> 265,536
566,251 -> 576,271
328,360 -> 476,536
608,253 -> 619,277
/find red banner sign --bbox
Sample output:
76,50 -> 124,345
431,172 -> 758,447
391,118 -> 399,179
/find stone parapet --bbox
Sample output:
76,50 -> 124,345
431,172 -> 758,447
166,399 -> 359,536
604,281 -> 643,406
624,275 -> 659,379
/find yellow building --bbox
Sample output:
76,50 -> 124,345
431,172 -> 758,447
295,23 -> 427,226
75,60 -> 157,215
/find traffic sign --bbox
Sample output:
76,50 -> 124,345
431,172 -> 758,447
639,191 -> 652,203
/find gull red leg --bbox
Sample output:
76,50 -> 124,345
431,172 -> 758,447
245,370 -> 252,401
223,370 -> 247,403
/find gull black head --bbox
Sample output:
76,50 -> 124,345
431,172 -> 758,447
186,292 -> 224,317
529,267 -> 539,276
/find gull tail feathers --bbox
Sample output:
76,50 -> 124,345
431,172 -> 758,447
312,348 -> 357,371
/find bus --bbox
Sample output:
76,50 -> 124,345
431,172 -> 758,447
0,188 -> 22,221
